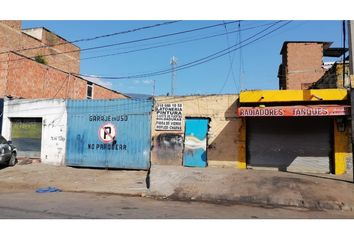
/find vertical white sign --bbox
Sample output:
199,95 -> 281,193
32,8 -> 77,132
155,103 -> 183,131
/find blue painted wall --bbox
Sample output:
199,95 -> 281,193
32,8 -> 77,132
66,99 -> 153,170
183,118 -> 209,167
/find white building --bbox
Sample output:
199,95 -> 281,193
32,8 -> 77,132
1,99 -> 67,165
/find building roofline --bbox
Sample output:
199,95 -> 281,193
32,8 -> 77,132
7,51 -> 129,98
280,41 -> 333,54
22,27 -> 80,50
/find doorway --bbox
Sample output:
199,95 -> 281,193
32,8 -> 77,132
183,118 -> 209,167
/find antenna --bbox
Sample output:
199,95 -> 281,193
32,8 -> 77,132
170,56 -> 177,96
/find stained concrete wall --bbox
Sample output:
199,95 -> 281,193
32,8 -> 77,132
312,63 -> 352,89
2,99 -> 67,165
151,94 -> 241,167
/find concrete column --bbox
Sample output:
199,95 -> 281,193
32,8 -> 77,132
236,118 -> 247,169
348,21 -> 354,75
334,118 -> 350,174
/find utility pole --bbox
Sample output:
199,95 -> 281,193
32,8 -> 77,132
170,56 -> 177,96
348,20 -> 354,182
152,79 -> 156,96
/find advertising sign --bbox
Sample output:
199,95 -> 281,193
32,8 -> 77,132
155,103 -> 183,131
237,105 -> 350,117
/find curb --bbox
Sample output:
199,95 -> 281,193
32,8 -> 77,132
146,192 -> 354,211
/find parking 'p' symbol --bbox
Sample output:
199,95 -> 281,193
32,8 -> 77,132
98,123 -> 116,143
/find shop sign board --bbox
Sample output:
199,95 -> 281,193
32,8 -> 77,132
237,105 -> 351,117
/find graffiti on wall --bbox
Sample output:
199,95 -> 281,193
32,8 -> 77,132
154,133 -> 184,163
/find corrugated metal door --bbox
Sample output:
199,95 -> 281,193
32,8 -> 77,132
183,118 -> 208,167
10,118 -> 42,158
66,99 -> 152,170
247,117 -> 332,173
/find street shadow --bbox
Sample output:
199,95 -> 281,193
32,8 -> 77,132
67,166 -> 148,172
284,170 -> 353,184
208,120 -> 240,162
0,165 -> 9,170
205,97 -> 240,163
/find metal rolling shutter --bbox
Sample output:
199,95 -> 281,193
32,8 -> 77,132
247,117 -> 331,173
11,118 -> 42,158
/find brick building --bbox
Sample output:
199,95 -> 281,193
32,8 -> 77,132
278,41 -> 330,90
0,20 -> 128,100
0,20 -> 80,73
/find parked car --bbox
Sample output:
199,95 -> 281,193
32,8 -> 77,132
0,135 -> 17,166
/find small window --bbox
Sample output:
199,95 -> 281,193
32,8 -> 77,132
87,82 -> 93,99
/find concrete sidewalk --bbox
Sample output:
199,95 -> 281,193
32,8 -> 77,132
1,163 -> 354,211
0,164 -> 148,196
148,165 -> 354,211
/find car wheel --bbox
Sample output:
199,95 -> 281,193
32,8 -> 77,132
9,152 -> 17,166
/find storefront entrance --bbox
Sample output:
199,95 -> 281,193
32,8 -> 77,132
247,117 -> 332,173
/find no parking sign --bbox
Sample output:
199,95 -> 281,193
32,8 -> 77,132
98,122 -> 116,143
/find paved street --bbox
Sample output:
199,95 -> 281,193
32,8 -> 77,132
0,190 -> 354,219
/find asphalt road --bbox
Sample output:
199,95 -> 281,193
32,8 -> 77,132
0,191 -> 354,219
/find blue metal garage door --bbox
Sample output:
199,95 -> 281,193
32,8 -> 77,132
66,99 -> 152,170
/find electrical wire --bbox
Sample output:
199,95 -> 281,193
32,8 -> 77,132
218,21 -> 238,93
0,21 -> 240,65
77,21 -> 290,80
238,21 -> 245,92
0,20 -> 182,55
80,21 -> 277,61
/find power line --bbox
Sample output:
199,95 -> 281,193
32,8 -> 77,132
82,21 -> 277,55
77,21 -> 290,80
77,21 -> 280,79
238,21 -> 245,92
0,20 -> 182,55
172,21 -> 291,75
0,21 -> 240,65
219,20 -> 238,93
79,21 -> 281,78
80,21 -> 278,61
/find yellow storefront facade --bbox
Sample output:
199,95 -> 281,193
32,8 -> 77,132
237,89 -> 351,175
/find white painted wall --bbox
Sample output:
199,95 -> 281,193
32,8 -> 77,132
22,28 -> 43,41
2,99 -> 67,165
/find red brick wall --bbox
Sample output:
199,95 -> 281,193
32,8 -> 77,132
94,84 -> 127,99
2,52 -> 127,99
0,53 -> 9,96
0,21 -> 21,30
284,43 -> 325,90
0,21 -> 80,73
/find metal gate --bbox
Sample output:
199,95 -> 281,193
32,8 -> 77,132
66,99 -> 153,170
10,118 -> 42,158
247,117 -> 332,173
